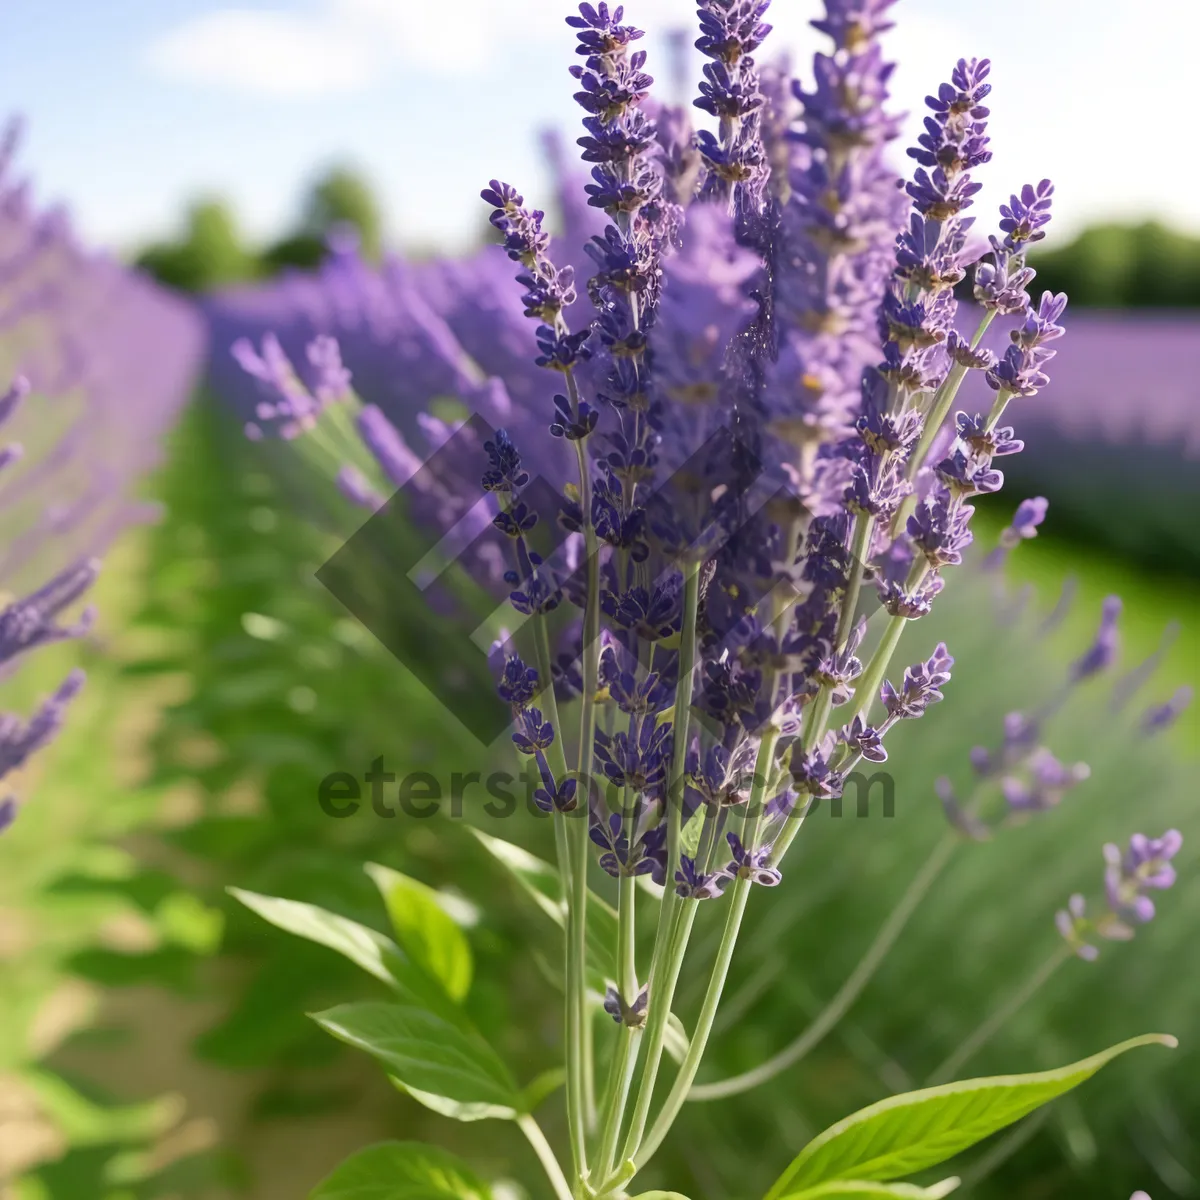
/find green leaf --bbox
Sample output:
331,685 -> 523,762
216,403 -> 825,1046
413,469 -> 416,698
229,888 -> 456,1019
364,864 -> 473,1001
785,1180 -> 960,1200
468,827 -> 619,983
390,1079 -> 515,1124
522,1066 -> 567,1112
632,1193 -> 694,1200
765,1034 -> 1176,1199
312,1002 -> 523,1120
310,1140 -> 492,1199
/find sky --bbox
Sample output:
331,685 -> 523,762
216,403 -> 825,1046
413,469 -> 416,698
2,0 -> 1198,257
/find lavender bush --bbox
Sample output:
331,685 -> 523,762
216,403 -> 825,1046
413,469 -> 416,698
222,3 -> 1184,1196
0,119 -> 203,832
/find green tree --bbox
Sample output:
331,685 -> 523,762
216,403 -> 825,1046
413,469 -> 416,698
261,166 -> 385,273
1030,220 -> 1200,307
135,198 -> 257,294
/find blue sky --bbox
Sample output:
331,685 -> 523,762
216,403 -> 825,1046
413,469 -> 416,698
3,0 -> 1197,256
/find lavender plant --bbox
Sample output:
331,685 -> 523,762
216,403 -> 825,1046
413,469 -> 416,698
0,119 -> 202,833
227,3 -> 1183,1196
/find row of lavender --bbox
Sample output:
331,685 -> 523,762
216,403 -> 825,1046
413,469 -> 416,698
0,119 -> 203,832
205,208 -> 1200,577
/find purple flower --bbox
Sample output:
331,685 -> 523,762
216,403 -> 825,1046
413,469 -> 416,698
497,653 -> 540,709
908,489 -> 974,567
0,669 -> 85,779
675,854 -> 730,900
535,777 -> 580,815
881,643 -> 954,720
0,559 -> 99,667
590,806 -> 664,878
723,831 -> 782,886
603,982 -> 649,1026
839,714 -> 887,762
1009,495 -> 1051,540
998,179 -> 1055,251
983,495 -> 1047,569
1055,894 -> 1100,961
1105,830 -> 1183,923
1059,831 -> 1184,960
0,124 -> 198,836
1070,595 -> 1122,682
1142,686 -> 1193,735
513,707 -> 556,756
1099,830 -> 1185,921
789,733 -> 845,798
234,332 -> 349,440
1000,748 -> 1090,812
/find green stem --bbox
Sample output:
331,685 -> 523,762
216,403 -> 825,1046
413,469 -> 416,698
632,729 -> 779,1169
688,829 -> 959,1101
518,1114 -> 574,1200
837,513 -> 875,650
927,945 -> 1072,1085
595,1024 -> 640,1184
852,612 -> 907,724
910,310 -> 997,479
532,619 -> 588,1182
617,563 -> 701,1164
617,902 -> 699,1171
635,881 -> 752,1171
984,387 -> 1015,435
891,309 -> 998,541
573,438 -> 601,1134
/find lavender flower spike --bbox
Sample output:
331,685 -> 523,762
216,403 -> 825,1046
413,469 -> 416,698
0,558 -> 100,667
233,332 -> 352,440
984,495 -> 1047,569
1070,594 -> 1122,682
0,375 -> 30,427
1058,830 -> 1183,959
1105,830 -> 1183,924
0,669 -> 86,781
1142,686 -> 1193,735
693,0 -> 773,213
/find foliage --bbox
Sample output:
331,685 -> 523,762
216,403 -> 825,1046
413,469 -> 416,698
1029,221 -> 1200,308
134,199 -> 260,294
136,168 -> 386,293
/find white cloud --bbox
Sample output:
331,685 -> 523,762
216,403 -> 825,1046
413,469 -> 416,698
143,0 -> 736,94
144,7 -> 382,96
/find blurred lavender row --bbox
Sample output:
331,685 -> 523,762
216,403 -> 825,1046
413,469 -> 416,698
204,228 -> 576,496
1,119 -> 205,830
0,119 -> 205,591
206,227 -> 1200,568
963,310 -> 1200,567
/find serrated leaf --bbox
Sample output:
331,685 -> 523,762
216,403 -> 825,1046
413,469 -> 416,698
365,864 -> 473,1001
313,1002 -> 523,1120
766,1034 -> 1176,1199
310,1140 -> 492,1199
229,888 -> 456,1019
468,827 -> 618,984
784,1180 -> 960,1199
